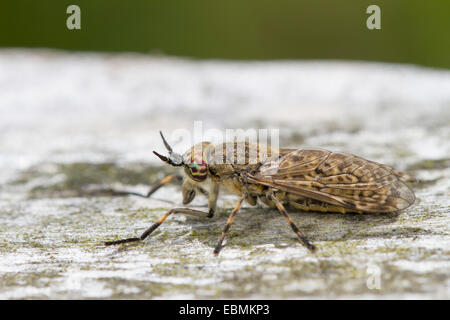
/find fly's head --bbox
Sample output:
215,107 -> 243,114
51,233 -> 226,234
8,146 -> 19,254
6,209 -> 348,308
181,142 -> 212,183
153,131 -> 212,184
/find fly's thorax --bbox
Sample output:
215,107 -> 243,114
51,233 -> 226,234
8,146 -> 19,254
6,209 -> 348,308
182,141 -> 279,180
205,141 -> 278,174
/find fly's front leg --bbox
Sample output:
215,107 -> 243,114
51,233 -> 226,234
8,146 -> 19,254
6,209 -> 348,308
207,182 -> 219,218
104,207 -> 211,246
267,192 -> 316,253
88,174 -> 182,199
111,174 -> 182,198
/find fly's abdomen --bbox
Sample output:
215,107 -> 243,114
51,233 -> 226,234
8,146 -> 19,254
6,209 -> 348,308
287,194 -> 364,214
258,191 -> 364,214
246,148 -> 415,214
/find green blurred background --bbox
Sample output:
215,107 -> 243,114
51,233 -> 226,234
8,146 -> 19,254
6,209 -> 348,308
1,0 -> 449,68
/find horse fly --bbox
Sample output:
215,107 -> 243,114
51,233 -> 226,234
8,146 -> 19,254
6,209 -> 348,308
104,131 -> 415,255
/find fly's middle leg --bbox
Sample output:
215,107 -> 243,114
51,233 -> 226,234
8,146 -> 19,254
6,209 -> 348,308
213,194 -> 246,255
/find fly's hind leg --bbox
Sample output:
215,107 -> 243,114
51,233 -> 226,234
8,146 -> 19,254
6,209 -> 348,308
267,193 -> 316,253
105,207 -> 211,246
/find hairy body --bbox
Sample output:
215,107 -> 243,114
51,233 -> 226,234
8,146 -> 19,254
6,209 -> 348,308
104,133 -> 416,254
181,141 -> 415,215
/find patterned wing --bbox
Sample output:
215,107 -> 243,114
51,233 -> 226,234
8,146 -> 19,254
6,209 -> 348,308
247,149 -> 415,213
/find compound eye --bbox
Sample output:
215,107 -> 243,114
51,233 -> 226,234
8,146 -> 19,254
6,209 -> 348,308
186,161 -> 208,182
